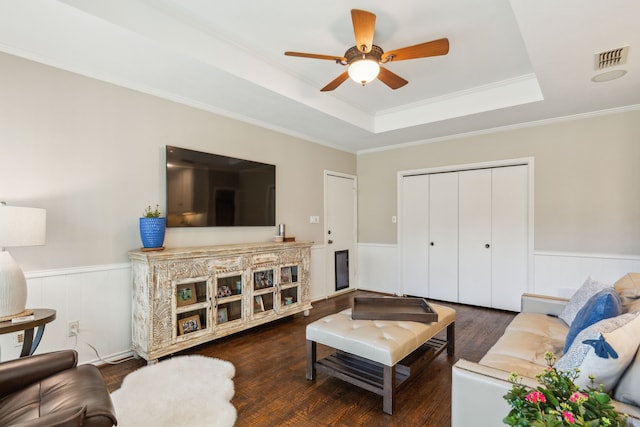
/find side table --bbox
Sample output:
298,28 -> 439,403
0,309 -> 56,357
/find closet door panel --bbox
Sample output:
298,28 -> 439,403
428,172 -> 459,302
491,165 -> 529,311
458,169 -> 492,306
400,175 -> 429,297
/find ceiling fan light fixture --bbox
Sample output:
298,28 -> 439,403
284,10 -> 449,92
348,59 -> 380,85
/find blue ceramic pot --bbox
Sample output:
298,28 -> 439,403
139,217 -> 166,248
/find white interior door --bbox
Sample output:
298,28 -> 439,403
491,165 -> 529,311
458,169 -> 492,306
428,172 -> 459,302
325,172 -> 357,296
399,174 -> 429,297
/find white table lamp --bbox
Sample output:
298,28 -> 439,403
0,202 -> 46,320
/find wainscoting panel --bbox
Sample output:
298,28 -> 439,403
533,252 -> 640,297
309,245 -> 326,301
0,264 -> 132,365
0,248 -> 329,365
357,243 -> 399,295
355,244 -> 639,302
2,248 -> 636,364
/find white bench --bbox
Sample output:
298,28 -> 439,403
306,303 -> 456,414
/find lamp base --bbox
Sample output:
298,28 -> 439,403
0,251 -> 28,319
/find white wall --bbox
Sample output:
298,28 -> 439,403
356,109 -> 640,299
0,52 -> 356,363
0,52 -> 355,271
357,109 -> 640,257
2,51 -> 639,363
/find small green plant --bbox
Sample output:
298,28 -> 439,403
503,352 -> 626,426
142,204 -> 162,218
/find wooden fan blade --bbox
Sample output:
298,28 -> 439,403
284,51 -> 346,62
321,71 -> 349,92
382,38 -> 449,62
378,67 -> 408,90
351,9 -> 376,53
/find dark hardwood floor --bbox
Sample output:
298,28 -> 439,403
100,291 -> 515,426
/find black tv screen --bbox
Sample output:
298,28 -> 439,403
166,146 -> 275,227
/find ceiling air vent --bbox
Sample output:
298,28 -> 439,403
594,46 -> 629,70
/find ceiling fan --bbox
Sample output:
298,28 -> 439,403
284,9 -> 449,92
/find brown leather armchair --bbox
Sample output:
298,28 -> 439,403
0,350 -> 117,427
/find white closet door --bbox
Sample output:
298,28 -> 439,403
428,172 -> 459,302
400,174 -> 429,297
458,169 -> 492,306
491,165 -> 529,311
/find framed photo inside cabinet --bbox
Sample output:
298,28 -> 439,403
178,315 -> 201,335
280,267 -> 292,284
176,283 -> 197,307
254,270 -> 273,289
254,296 -> 265,312
217,307 -> 228,323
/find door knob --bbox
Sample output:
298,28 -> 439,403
485,243 -> 490,248
328,239 -> 333,244
430,242 -> 434,246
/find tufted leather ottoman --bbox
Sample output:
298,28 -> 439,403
306,303 -> 455,414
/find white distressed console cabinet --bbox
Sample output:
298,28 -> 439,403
129,241 -> 313,363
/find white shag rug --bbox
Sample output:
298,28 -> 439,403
111,355 -> 236,427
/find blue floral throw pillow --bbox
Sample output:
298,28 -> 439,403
563,288 -> 622,353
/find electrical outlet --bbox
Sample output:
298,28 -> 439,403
68,321 -> 79,337
309,216 -> 320,223
14,332 -> 24,347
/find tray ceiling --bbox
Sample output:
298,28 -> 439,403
0,0 -> 638,152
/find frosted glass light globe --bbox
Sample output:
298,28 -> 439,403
348,59 -> 380,85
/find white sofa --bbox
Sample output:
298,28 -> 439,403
452,273 -> 640,426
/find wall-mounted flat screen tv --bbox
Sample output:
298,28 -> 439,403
166,145 -> 276,227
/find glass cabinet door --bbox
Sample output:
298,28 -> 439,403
215,273 -> 243,326
252,268 -> 275,317
277,265 -> 300,312
174,277 -> 211,339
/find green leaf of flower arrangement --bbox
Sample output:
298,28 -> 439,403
594,392 -> 611,404
540,388 -> 559,407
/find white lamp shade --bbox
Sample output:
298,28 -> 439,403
348,59 -> 380,85
0,206 -> 46,247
